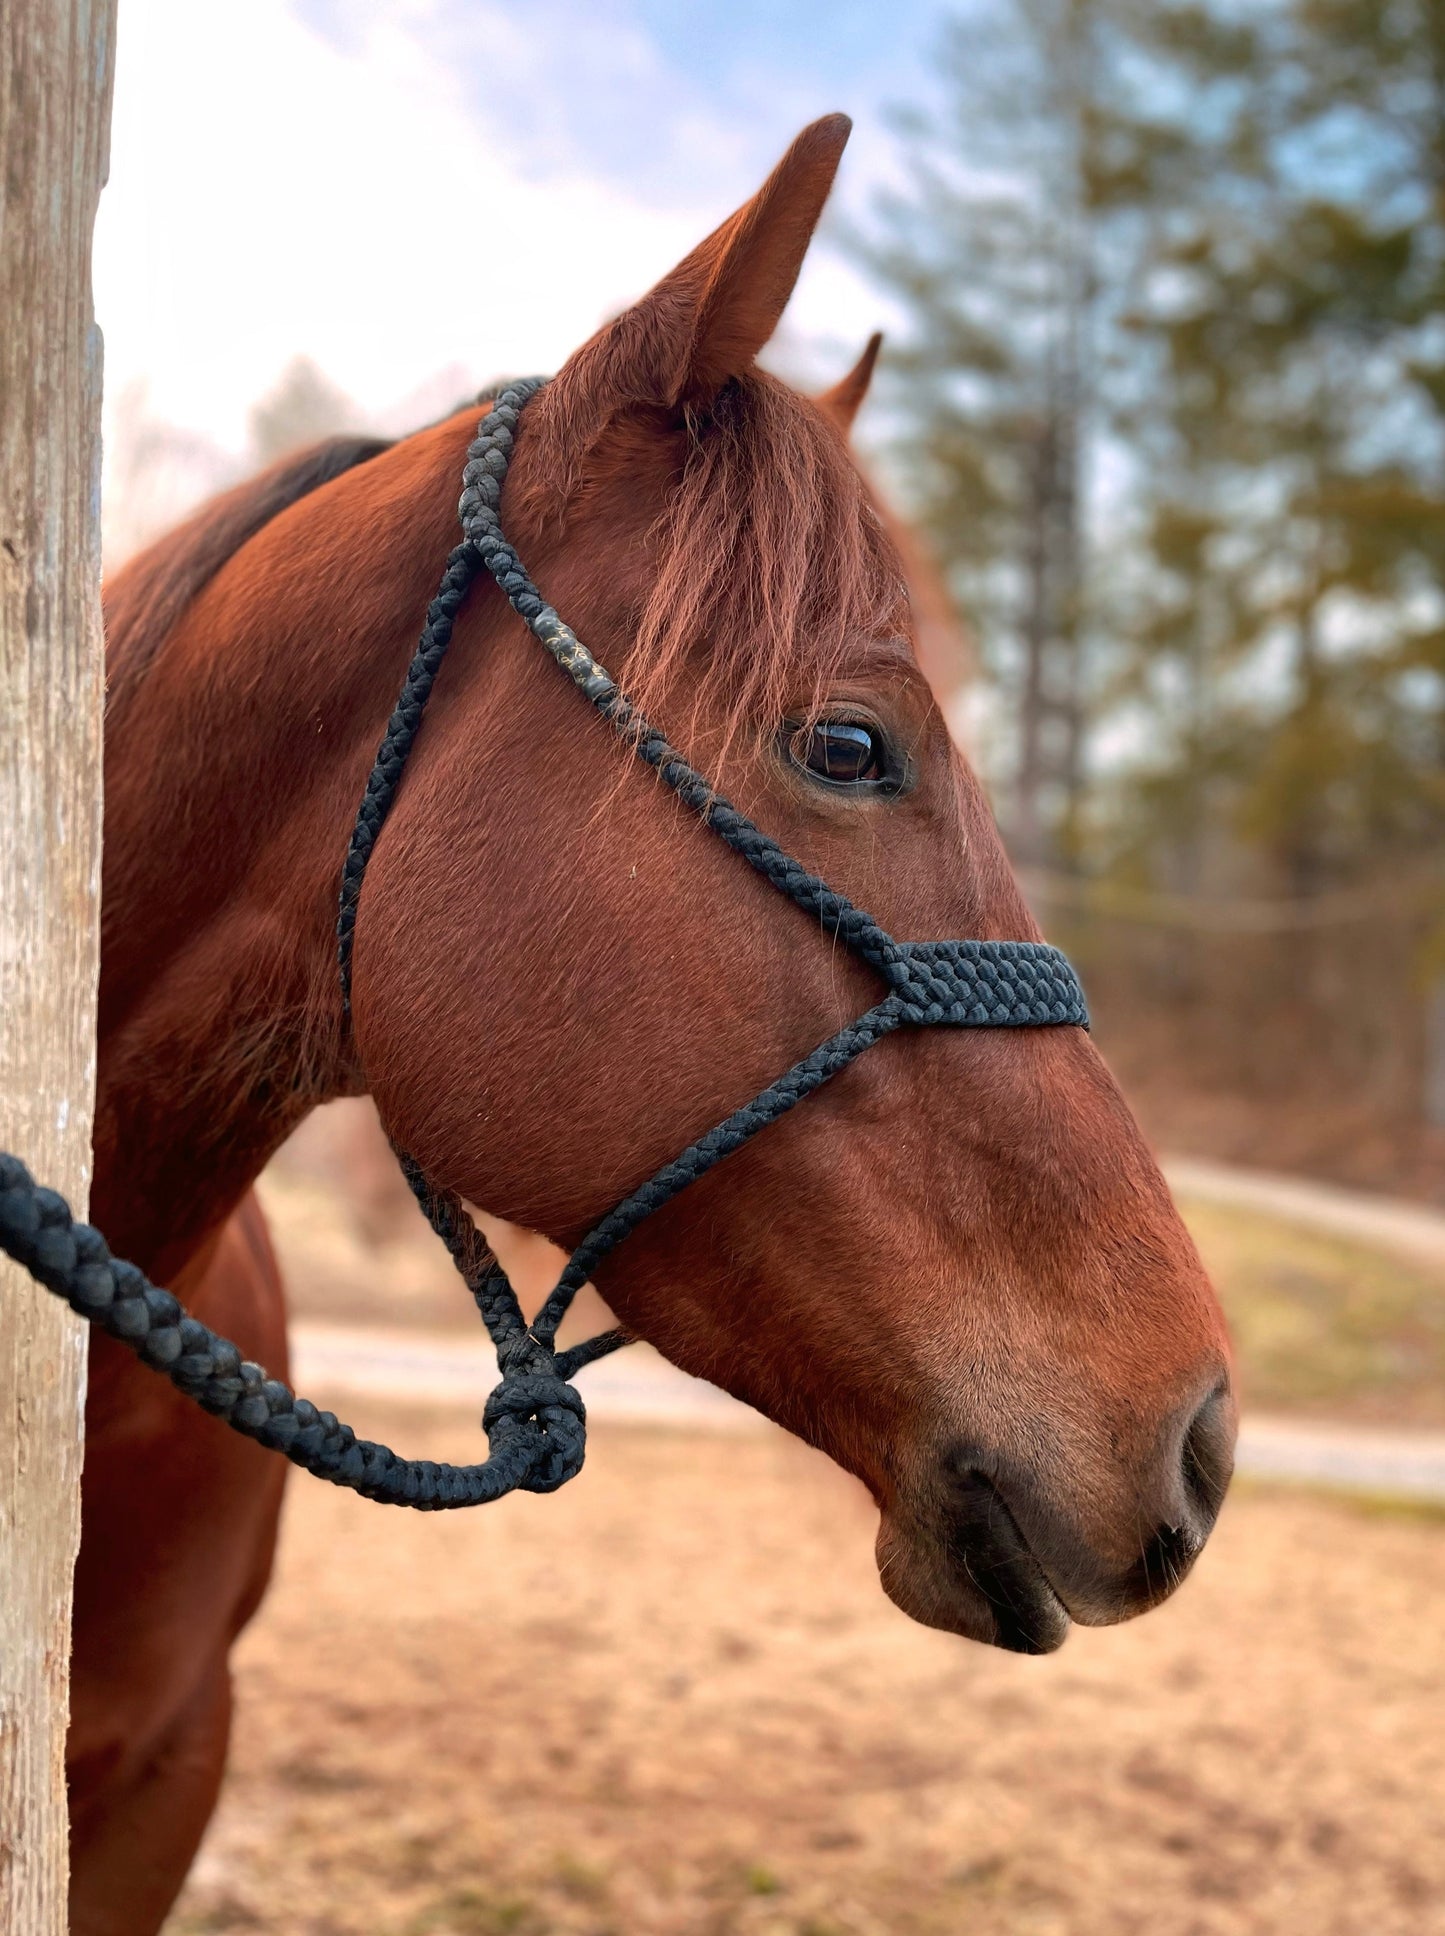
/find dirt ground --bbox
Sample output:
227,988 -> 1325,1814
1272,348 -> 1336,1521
166,1402 -> 1445,1936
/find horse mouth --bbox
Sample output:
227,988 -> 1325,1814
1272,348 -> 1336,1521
876,1471 -> 1071,1655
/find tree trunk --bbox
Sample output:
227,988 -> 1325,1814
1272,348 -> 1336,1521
0,2 -> 116,1929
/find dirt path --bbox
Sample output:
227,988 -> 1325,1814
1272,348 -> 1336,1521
291,1321 -> 1445,1503
1163,1156 -> 1445,1273
166,1400 -> 1445,1936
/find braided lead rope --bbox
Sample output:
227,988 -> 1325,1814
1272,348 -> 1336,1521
0,1152 -> 581,1505
0,377 -> 1089,1513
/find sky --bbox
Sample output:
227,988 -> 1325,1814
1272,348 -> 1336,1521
93,0 -> 951,473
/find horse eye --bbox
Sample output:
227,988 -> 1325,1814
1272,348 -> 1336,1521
797,719 -> 886,785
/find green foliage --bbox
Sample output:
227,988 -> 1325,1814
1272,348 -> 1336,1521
850,0 -> 1116,859
860,0 -> 1445,906
1114,0 -> 1445,893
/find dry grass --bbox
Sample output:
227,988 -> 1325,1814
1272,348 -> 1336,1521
167,1402 -> 1445,1936
1179,1196 -> 1445,1428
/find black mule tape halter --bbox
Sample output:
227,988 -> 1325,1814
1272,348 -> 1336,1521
0,378 -> 1087,1510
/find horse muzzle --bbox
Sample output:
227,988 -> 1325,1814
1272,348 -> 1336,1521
875,1378 -> 1236,1654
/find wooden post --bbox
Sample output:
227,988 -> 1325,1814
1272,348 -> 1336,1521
0,2 -> 117,1928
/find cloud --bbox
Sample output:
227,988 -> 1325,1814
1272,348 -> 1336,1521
94,0 -> 894,470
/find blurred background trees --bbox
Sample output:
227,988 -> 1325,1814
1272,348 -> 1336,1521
103,355 -> 362,569
247,354 -> 360,466
858,0 -> 1445,1190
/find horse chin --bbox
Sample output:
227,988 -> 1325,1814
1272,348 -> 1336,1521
875,1501 -> 1073,1657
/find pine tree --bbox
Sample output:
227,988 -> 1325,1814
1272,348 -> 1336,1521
862,0 -> 1445,896
860,0 -> 1445,1157
852,0 -> 1118,865
1110,0 -> 1445,895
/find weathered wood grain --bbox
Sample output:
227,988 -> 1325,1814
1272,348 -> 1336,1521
0,1 -> 116,1927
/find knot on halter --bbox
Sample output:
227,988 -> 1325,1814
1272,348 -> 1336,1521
482,1332 -> 587,1495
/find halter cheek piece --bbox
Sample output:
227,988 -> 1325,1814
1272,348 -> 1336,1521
0,378 -> 1087,1510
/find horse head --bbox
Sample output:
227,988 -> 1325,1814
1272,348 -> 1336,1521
336,117 -> 1234,1652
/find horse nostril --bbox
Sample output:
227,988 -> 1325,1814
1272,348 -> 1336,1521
1179,1383 -> 1234,1528
1133,1392 -> 1234,1603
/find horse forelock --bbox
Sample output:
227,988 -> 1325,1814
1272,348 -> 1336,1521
514,368 -> 911,760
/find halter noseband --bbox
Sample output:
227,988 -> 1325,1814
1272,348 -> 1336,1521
0,378 -> 1087,1511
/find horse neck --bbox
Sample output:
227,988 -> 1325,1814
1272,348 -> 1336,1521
94,416 -> 475,1278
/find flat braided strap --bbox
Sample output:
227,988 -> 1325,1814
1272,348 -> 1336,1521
0,378 -> 1088,1514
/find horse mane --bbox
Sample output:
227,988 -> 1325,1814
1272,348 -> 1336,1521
104,372 -> 909,755
104,433 -> 392,706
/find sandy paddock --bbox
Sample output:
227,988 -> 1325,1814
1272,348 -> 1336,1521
165,1401 -> 1445,1936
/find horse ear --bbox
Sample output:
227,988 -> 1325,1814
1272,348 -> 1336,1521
661,113 -> 853,403
550,115 -> 852,429
818,332 -> 882,435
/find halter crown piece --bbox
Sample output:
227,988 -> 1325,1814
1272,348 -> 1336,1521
0,379 -> 1088,1509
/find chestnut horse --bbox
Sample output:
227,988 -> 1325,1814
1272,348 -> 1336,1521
78,116 -> 1233,1934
